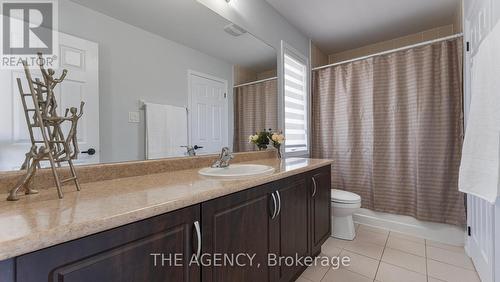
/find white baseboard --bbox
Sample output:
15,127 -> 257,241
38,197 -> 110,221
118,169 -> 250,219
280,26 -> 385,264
353,208 -> 466,246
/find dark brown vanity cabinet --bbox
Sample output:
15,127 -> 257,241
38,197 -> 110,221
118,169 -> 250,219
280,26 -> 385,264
14,205 -> 201,282
1,165 -> 331,282
270,175 -> 310,282
201,166 -> 331,282
201,181 -> 276,282
309,166 -> 332,256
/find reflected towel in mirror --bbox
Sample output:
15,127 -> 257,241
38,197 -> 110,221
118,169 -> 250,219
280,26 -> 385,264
145,102 -> 188,159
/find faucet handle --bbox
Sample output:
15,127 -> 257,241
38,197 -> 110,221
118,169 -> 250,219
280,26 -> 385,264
221,147 -> 233,159
211,159 -> 221,168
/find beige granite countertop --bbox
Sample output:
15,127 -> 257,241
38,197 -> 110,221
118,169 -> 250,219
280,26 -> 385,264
0,157 -> 332,261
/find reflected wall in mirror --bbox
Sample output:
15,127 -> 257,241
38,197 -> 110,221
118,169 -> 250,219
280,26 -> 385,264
0,0 -> 277,171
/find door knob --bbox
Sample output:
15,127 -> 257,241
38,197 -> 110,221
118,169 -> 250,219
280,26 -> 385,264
193,145 -> 203,150
82,148 -> 96,155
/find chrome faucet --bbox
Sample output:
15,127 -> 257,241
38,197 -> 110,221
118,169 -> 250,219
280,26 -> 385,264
211,147 -> 234,168
181,145 -> 203,156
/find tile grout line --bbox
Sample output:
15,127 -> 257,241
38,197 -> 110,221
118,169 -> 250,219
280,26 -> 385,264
378,234 -> 431,277
342,267 -> 376,280
380,260 -> 431,277
326,225 -> 478,282
425,239 -> 429,282
426,243 -> 467,254
320,234 -> 378,282
377,237 -> 429,277
355,225 -> 478,282
327,245 -> 380,281
375,231 -> 429,281
426,257 -> 477,271
373,230 -> 390,280
318,246 -> 343,282
340,246 -> 384,261
426,240 -> 477,271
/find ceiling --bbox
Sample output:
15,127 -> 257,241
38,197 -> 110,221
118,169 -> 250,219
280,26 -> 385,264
68,0 -> 276,71
266,0 -> 460,54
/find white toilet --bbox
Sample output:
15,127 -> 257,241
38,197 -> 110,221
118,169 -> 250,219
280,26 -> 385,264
331,189 -> 362,240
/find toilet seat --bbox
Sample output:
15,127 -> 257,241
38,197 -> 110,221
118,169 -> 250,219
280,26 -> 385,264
332,200 -> 361,209
331,189 -> 361,204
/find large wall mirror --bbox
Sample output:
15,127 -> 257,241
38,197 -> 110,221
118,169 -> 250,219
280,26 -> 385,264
0,0 -> 278,171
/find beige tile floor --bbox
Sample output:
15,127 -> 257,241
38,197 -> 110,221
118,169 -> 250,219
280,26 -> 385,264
298,224 -> 480,282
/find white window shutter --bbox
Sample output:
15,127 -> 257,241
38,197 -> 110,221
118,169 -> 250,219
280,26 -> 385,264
284,53 -> 308,154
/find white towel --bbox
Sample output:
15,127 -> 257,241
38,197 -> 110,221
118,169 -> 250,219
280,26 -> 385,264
145,102 -> 188,159
459,21 -> 500,203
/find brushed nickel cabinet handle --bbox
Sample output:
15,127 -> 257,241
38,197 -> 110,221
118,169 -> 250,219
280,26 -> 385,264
193,221 -> 202,260
312,177 -> 317,198
276,191 -> 281,217
271,192 -> 278,219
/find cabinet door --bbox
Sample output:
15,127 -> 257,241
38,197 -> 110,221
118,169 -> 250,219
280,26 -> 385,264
16,205 -> 201,282
271,176 -> 309,282
310,166 -> 332,255
201,183 -> 275,282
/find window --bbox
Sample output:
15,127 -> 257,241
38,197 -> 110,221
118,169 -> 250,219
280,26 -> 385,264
283,50 -> 308,155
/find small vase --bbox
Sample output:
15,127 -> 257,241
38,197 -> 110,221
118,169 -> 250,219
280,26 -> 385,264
276,146 -> 282,159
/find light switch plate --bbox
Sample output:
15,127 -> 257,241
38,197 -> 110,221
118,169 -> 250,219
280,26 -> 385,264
128,111 -> 140,123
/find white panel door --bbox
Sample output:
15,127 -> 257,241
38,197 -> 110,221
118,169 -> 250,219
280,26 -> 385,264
464,1 -> 500,281
188,72 -> 228,155
0,33 -> 99,171
467,196 -> 494,282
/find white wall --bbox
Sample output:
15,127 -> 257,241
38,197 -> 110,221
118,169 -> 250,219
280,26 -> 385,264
58,0 -> 233,163
198,0 -> 309,56
198,0 -> 310,140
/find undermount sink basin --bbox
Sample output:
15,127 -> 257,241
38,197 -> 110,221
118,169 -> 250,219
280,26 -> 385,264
198,164 -> 275,178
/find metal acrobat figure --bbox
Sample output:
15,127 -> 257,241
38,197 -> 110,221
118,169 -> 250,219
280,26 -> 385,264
7,146 -> 50,200
64,102 -> 85,159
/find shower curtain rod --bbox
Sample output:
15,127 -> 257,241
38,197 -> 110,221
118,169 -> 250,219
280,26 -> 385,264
312,33 -> 463,71
233,76 -> 277,88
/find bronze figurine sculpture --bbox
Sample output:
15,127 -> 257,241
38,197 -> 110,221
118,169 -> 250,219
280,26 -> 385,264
7,53 -> 84,201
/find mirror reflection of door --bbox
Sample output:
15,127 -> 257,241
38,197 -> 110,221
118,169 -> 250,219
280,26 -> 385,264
188,71 -> 228,155
0,33 -> 100,171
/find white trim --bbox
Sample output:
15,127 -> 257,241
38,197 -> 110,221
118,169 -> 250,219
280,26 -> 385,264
187,70 -> 229,148
233,76 -> 277,88
494,199 -> 500,282
312,33 -> 464,71
353,208 -> 466,245
281,40 -> 310,158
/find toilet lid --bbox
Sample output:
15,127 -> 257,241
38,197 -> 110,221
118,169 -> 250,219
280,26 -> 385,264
331,189 -> 361,203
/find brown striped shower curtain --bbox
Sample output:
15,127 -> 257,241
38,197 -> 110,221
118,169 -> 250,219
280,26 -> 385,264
312,38 -> 466,225
233,79 -> 278,152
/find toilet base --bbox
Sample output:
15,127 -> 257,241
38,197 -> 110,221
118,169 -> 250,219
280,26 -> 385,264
331,215 -> 356,240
